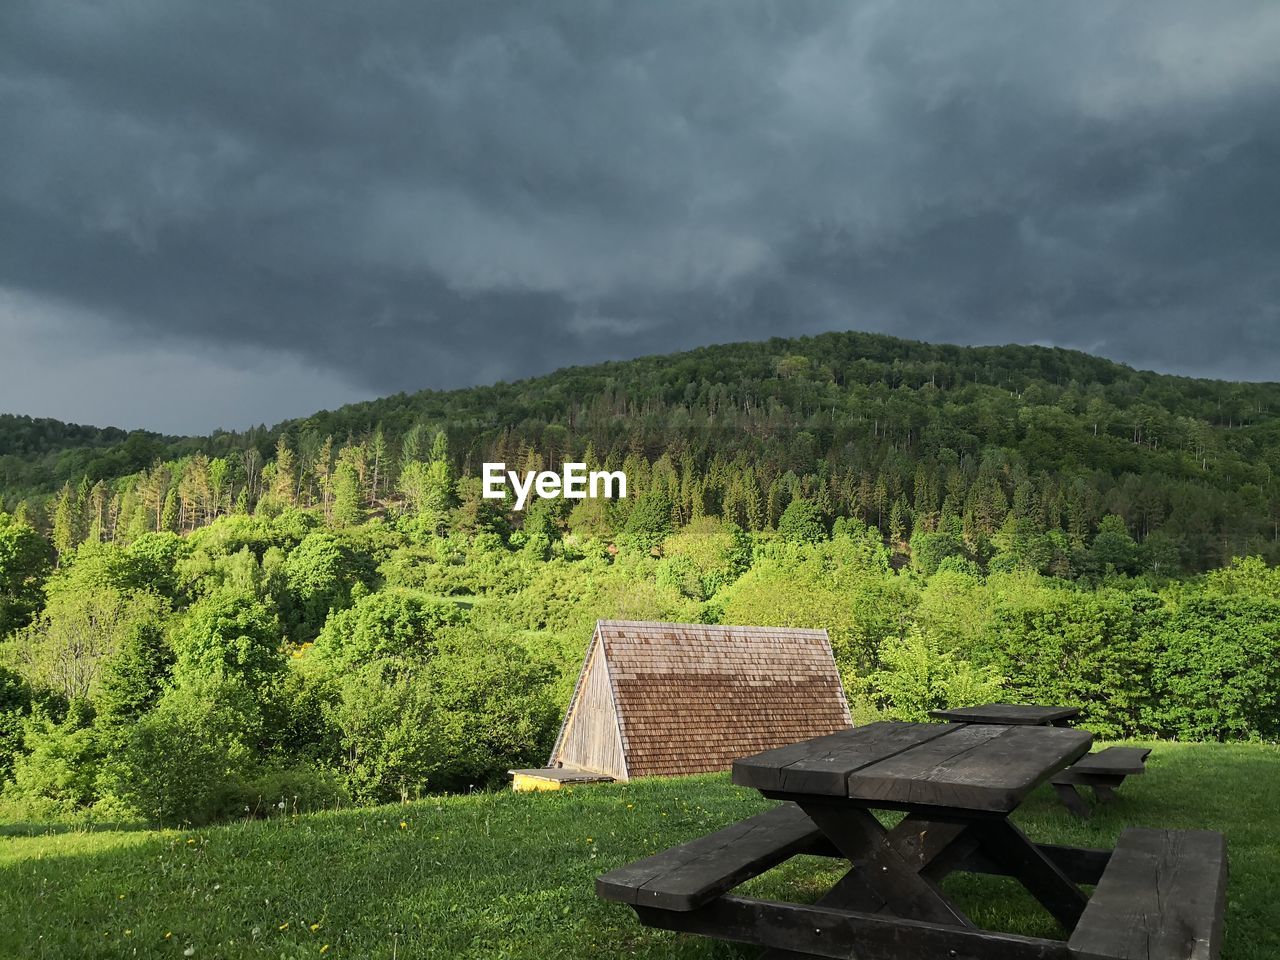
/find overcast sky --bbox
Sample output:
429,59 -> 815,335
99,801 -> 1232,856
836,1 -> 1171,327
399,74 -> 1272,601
2,2 -> 1278,434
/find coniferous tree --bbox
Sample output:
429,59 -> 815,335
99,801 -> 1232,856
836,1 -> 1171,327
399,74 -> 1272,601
331,451 -> 364,528
272,436 -> 297,507
49,482 -> 79,560
369,426 -> 387,508
86,481 -> 107,544
160,489 -> 179,534
889,497 -> 908,545
208,458 -> 230,520
778,497 -> 826,544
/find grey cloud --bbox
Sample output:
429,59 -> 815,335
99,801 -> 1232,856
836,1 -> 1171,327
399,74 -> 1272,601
1,1 -> 1278,432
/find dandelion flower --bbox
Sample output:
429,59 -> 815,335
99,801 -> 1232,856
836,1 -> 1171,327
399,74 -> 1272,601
279,922 -> 289,930
310,923 -> 321,932
399,821 -> 407,829
320,946 -> 330,955
165,933 -> 172,940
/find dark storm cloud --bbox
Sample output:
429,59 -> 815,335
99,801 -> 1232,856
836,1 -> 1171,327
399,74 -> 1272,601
1,1 -> 1279,432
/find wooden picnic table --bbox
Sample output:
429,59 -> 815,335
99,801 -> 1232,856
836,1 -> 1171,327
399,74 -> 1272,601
598,720 -> 1228,960
929,702 -> 1082,727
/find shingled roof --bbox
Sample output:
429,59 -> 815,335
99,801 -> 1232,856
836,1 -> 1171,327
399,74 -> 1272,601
548,620 -> 852,781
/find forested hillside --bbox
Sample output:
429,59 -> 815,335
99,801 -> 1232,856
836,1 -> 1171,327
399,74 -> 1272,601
4,330 -> 1280,575
3,331 -> 1280,828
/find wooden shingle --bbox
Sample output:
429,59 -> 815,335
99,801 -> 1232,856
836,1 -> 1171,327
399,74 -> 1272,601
548,620 -> 852,781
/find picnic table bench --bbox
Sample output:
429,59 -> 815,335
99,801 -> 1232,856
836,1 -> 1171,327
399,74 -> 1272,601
597,721 -> 1227,960
929,703 -> 1152,817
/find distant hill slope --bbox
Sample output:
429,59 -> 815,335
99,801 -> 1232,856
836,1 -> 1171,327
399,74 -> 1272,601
3,330 -> 1279,569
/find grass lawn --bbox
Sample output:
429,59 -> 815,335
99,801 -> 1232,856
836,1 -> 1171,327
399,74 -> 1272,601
0,741 -> 1276,959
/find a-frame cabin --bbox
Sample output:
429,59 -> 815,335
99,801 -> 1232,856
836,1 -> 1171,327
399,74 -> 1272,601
512,620 -> 851,789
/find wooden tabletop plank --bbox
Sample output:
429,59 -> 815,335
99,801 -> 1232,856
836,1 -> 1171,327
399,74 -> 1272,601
844,724 -> 1093,813
928,703 -> 1081,725
732,722 -> 959,794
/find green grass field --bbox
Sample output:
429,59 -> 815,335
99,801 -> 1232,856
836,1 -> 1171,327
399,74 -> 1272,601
1,741 -> 1276,960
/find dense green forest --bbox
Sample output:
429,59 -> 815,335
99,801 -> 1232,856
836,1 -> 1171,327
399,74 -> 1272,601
2,330 -> 1280,827
5,330 -> 1280,573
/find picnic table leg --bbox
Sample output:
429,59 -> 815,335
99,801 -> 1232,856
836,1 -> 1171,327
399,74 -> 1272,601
1091,783 -> 1119,803
796,803 -> 973,927
888,817 -> 978,882
759,817 -> 976,960
969,818 -> 1089,931
1051,782 -> 1092,819
1073,772 -> 1125,804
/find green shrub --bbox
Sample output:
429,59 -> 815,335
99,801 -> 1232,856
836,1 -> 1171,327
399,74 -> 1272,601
171,590 -> 284,691
659,519 -> 751,599
868,627 -> 1003,722
909,527 -> 968,576
977,589 -> 1162,739
312,589 -> 462,667
281,531 -> 379,642
718,537 -> 905,677
1152,596 -> 1280,741
0,512 -> 54,636
234,763 -> 348,817
98,679 -> 260,826
621,490 -> 674,550
329,628 -> 558,803
5,702 -> 101,815
96,621 -> 173,722
5,584 -> 168,704
777,498 -> 827,544
125,532 -> 189,601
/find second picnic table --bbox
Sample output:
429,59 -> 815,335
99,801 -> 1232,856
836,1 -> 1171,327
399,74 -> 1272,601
929,702 -> 1082,727
928,702 -> 1153,817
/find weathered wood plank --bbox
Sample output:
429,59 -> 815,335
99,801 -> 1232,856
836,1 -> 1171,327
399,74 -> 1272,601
634,895 -> 1074,960
732,721 -> 958,794
845,724 -> 1094,812
930,704 -> 1081,726
1068,827 -> 1228,960
595,803 -> 822,911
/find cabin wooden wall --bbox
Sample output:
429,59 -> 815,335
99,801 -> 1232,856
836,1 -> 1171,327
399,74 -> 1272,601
554,639 -> 626,780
